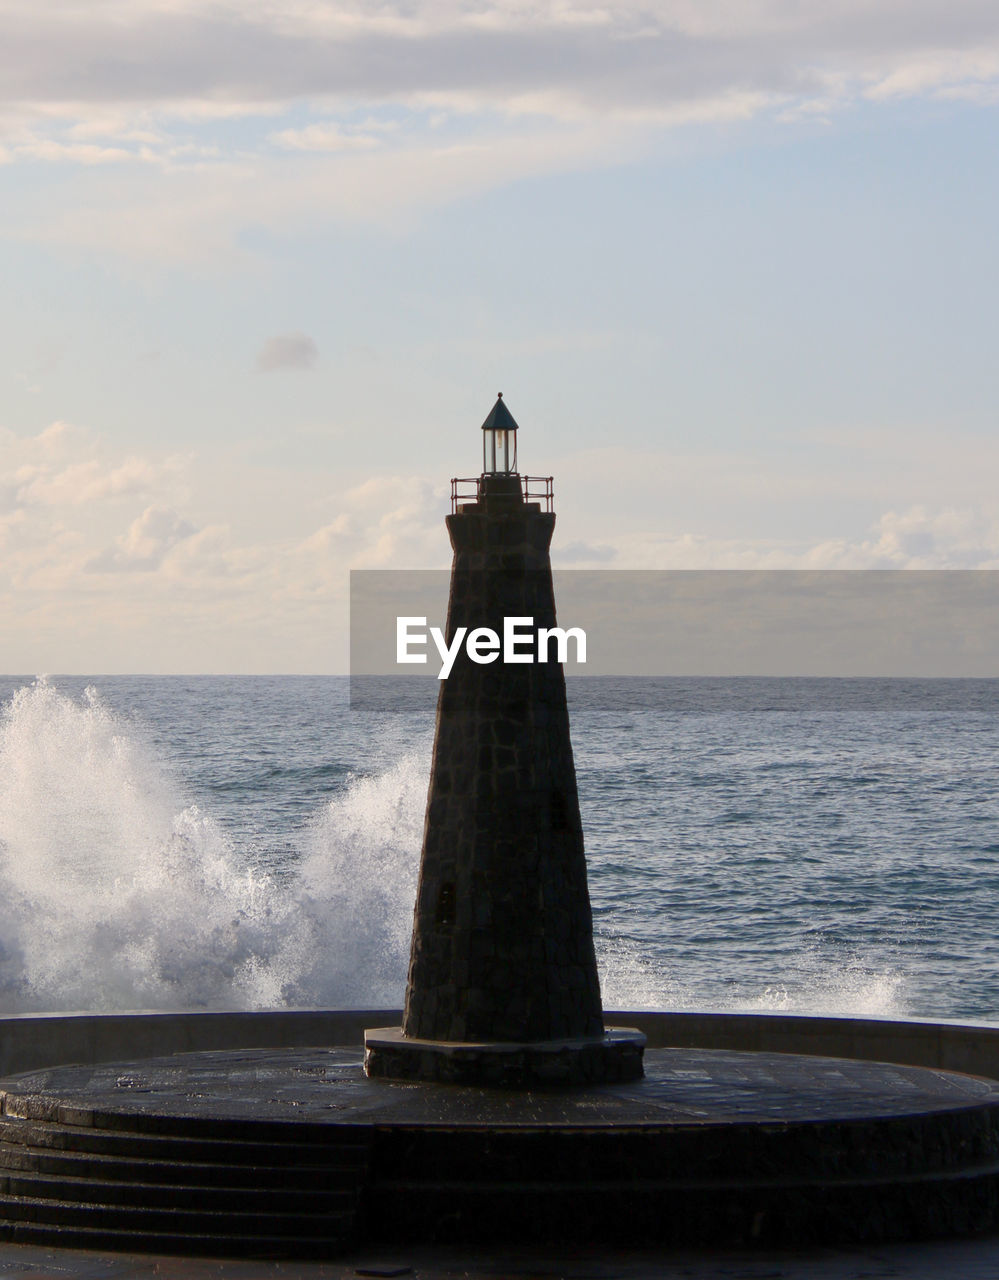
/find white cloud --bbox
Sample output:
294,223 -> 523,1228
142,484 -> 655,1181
10,119 -> 634,262
545,432 -> 999,571
5,411 -> 999,671
0,423 -> 196,590
0,0 -> 994,262
296,475 -> 448,583
10,139 -> 139,165
804,507 -> 999,569
86,505 -> 198,572
555,539 -> 617,564
158,523 -> 268,588
863,48 -> 999,100
0,426 -> 455,668
270,123 -> 380,152
254,331 -> 319,372
555,507 -> 999,571
16,456 -> 168,506
3,1 -> 996,120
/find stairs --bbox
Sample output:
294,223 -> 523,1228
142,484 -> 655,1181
0,1110 -> 373,1258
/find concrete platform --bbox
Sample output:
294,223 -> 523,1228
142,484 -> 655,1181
7,1044 -> 996,1128
2,1045 -> 999,1256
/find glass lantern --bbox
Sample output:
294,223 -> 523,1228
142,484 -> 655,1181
481,393 -> 519,475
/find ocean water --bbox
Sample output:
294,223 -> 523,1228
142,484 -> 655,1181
0,674 -> 997,1023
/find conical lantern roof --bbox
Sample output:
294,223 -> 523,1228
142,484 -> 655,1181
480,393 -> 519,432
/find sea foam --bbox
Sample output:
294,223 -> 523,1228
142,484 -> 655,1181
0,679 -> 422,1012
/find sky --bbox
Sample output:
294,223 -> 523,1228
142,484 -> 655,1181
1,0 -> 998,674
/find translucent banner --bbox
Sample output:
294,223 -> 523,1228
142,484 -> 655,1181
350,569 -> 999,689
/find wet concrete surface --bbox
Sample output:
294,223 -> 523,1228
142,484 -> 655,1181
5,1047 -> 995,1129
0,1237 -> 995,1279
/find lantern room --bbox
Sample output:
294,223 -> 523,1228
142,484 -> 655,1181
480,392 -> 519,475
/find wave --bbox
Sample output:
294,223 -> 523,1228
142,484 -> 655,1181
0,679 -> 423,1012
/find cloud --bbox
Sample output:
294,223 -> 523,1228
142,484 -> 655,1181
12,122 -> 631,263
86,506 -> 198,573
0,422 -> 198,592
804,507 -> 999,569
5,408 -> 999,673
0,2 -> 995,172
0,1 -> 994,259
554,539 -> 617,564
270,123 -> 381,152
2,422 -> 181,508
295,475 -> 449,592
2,2 -> 997,124
9,139 -> 139,165
562,506 -> 999,571
254,331 -> 319,372
863,47 -> 999,101
16,456 -> 167,506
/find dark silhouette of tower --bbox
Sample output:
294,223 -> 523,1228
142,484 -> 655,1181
365,397 -> 644,1086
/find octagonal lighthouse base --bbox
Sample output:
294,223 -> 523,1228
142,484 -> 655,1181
363,1026 -> 646,1088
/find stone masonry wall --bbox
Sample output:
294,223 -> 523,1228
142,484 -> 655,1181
402,495 -> 605,1043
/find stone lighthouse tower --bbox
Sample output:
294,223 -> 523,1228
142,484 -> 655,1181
365,397 -> 644,1087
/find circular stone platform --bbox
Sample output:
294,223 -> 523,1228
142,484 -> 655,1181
1,1046 -> 998,1256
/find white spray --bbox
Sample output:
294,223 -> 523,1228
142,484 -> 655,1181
0,679 -> 423,1012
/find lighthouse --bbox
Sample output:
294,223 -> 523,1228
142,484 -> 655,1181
365,397 -> 644,1086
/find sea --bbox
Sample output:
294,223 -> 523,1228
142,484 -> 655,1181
0,673 -> 997,1024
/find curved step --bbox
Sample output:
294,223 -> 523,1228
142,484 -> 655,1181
0,1116 -> 369,1167
0,1102 -> 374,1257
0,1192 -> 352,1238
3,1090 -> 373,1142
369,1105 -> 999,1182
362,1161 -> 999,1247
0,1142 -> 355,1188
0,1169 -> 355,1212
0,1218 -> 352,1259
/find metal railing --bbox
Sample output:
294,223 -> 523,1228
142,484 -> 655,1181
450,475 -> 554,513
